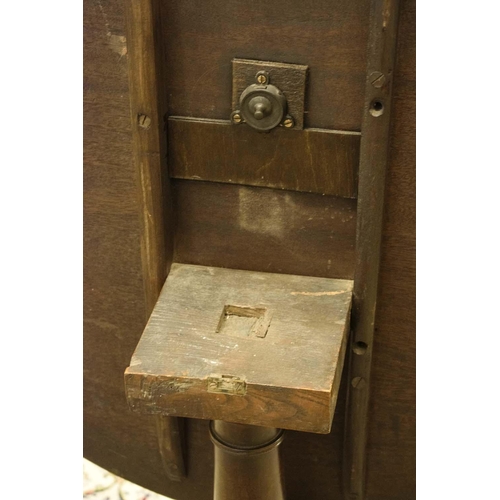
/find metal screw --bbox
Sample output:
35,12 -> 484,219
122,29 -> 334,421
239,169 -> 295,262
351,377 -> 366,389
369,71 -> 386,88
138,114 -> 151,129
232,113 -> 242,124
255,71 -> 269,85
283,118 -> 294,128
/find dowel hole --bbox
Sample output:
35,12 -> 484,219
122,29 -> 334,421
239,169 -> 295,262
369,100 -> 384,117
353,341 -> 368,355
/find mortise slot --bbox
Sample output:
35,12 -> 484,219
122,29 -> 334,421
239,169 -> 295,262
207,374 -> 247,396
216,305 -> 272,339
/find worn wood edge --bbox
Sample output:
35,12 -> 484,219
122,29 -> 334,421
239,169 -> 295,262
124,372 -> 335,434
343,0 -> 402,498
123,0 -> 183,481
232,58 -> 309,72
168,116 -> 361,137
329,300 -> 352,420
168,262 -> 356,287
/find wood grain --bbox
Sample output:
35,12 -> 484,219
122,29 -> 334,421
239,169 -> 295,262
172,180 -> 357,280
125,264 -> 353,433
168,117 -> 360,198
161,0 -> 370,131
83,0 -> 415,497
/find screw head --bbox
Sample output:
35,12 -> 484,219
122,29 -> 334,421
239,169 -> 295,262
283,117 -> 294,128
231,112 -> 242,124
138,114 -> 151,129
351,377 -> 366,389
369,71 -> 386,88
255,71 -> 269,85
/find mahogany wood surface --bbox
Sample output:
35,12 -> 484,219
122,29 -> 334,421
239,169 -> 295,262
172,180 -> 357,281
83,0 -> 162,487
83,0 -> 415,498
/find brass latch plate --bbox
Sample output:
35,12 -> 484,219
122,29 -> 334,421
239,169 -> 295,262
231,58 -> 308,130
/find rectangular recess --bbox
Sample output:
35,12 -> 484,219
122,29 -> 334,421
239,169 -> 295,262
216,305 -> 272,338
207,375 -> 247,396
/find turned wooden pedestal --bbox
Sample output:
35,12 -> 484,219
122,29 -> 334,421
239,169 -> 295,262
210,421 -> 285,500
125,263 -> 353,498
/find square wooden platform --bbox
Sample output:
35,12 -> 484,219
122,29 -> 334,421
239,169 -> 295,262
125,264 -> 353,433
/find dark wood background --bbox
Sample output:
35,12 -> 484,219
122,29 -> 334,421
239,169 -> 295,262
83,0 -> 415,498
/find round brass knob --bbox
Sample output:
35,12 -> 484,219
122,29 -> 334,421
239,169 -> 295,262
239,84 -> 287,131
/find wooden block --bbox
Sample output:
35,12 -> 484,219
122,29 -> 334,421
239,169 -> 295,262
125,264 -> 353,433
168,117 -> 360,198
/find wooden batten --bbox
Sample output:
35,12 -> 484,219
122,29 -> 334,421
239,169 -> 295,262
168,117 -> 360,198
124,0 -> 172,314
123,0 -> 183,480
343,0 -> 402,498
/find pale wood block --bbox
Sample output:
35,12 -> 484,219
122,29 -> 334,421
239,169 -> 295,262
125,264 -> 353,433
